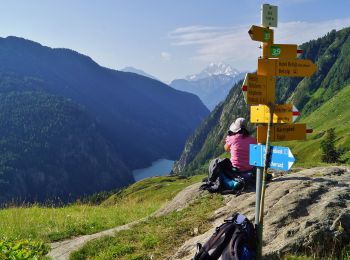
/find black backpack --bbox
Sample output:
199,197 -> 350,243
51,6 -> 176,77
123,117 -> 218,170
200,158 -> 235,194
193,213 -> 256,260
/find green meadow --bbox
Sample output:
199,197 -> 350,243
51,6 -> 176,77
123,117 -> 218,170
70,193 -> 223,260
277,84 -> 350,167
0,175 -> 204,243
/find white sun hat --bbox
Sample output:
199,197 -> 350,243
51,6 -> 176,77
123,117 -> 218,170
229,118 -> 246,133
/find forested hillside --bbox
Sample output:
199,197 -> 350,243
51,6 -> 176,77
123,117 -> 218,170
174,26 -> 350,174
0,91 -> 133,204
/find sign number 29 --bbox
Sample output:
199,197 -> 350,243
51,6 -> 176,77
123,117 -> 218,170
270,46 -> 281,57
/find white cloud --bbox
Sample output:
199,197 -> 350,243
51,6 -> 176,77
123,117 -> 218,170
168,17 -> 350,70
160,51 -> 171,61
275,18 -> 350,43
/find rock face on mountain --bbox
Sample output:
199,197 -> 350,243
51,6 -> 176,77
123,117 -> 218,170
174,27 -> 350,174
170,63 -> 244,110
174,166 -> 350,259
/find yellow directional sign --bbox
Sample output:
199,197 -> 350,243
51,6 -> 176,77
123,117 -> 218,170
251,104 -> 300,124
262,44 -> 298,59
248,25 -> 274,43
257,124 -> 307,143
242,73 -> 275,105
258,58 -> 317,77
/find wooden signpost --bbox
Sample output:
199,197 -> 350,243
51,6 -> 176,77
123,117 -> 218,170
243,4 -> 317,259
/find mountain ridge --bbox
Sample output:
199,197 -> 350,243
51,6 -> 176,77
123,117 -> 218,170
0,36 -> 209,203
121,66 -> 160,81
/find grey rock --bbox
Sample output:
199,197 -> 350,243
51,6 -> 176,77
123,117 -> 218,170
173,166 -> 350,259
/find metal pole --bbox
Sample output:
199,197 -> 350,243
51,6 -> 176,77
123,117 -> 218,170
255,166 -> 263,226
255,165 -> 263,260
257,104 -> 274,259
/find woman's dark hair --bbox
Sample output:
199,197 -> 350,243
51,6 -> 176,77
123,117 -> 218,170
238,128 -> 250,136
227,128 -> 250,136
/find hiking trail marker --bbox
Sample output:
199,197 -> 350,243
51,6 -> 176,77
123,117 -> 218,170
249,144 -> 295,171
248,25 -> 274,43
242,73 -> 275,105
244,4 -> 317,259
258,58 -> 317,77
256,124 -> 308,143
262,44 -> 300,59
250,104 -> 300,124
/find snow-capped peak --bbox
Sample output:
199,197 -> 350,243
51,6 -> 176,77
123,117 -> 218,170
185,62 -> 239,81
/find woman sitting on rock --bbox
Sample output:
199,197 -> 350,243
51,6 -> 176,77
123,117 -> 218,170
222,117 -> 257,191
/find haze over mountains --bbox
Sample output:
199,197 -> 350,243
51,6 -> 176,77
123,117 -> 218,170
121,66 -> 160,81
0,36 -> 209,203
170,63 -> 245,110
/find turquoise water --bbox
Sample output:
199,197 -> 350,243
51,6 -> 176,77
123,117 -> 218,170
132,159 -> 175,181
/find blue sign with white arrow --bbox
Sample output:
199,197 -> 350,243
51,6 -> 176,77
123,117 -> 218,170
249,144 -> 296,171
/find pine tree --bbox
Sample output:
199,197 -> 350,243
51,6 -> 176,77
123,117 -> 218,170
320,128 -> 339,163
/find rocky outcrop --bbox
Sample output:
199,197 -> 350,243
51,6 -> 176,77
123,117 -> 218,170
174,166 -> 350,259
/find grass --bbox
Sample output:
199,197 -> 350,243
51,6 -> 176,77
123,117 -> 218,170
0,239 -> 50,259
0,175 -> 204,243
70,193 -> 224,260
275,83 -> 350,167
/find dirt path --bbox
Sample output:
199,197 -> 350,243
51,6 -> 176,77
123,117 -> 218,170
48,182 -> 202,259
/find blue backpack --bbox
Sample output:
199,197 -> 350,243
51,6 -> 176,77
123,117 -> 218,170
193,213 -> 256,260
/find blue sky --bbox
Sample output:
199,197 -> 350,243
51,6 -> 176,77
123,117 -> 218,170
1,0 -> 350,82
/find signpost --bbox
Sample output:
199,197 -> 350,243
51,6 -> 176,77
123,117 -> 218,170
258,58 -> 317,77
248,25 -> 274,43
242,73 -> 275,105
249,144 -> 295,171
256,124 -> 307,143
244,4 -> 316,259
250,104 -> 300,124
261,4 -> 278,27
262,44 -> 299,59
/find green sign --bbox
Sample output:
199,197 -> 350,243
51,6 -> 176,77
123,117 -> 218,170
270,45 -> 281,57
263,30 -> 271,41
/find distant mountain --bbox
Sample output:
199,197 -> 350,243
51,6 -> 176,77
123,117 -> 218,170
0,36 -> 209,203
170,63 -> 245,110
185,62 -> 240,81
173,27 -> 350,174
121,66 -> 159,81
